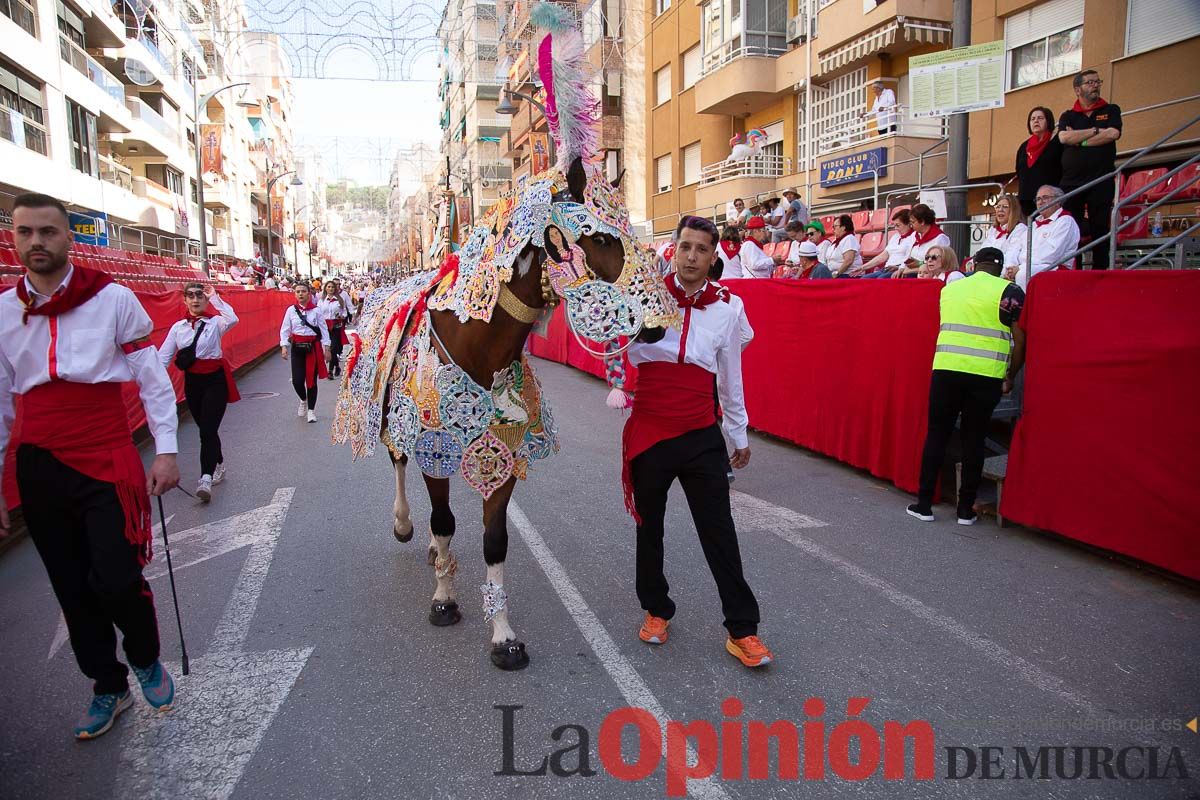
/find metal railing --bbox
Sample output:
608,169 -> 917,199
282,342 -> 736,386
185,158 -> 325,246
1022,106 -> 1200,283
87,54 -> 126,103
701,42 -> 788,77
99,154 -> 134,191
127,97 -> 175,142
700,153 -> 789,186
817,105 -> 948,153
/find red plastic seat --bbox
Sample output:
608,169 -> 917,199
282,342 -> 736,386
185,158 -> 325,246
1147,162 -> 1200,202
859,231 -> 886,259
851,210 -> 871,233
865,208 -> 889,232
1116,205 -> 1149,242
820,215 -> 837,235
1120,168 -> 1166,202
0,248 -> 19,266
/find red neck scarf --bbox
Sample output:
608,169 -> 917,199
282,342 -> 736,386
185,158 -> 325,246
914,223 -> 945,246
666,276 -> 729,309
1025,131 -> 1052,167
993,224 -> 1010,239
832,232 -> 850,246
187,305 -> 220,326
719,240 -> 740,259
295,298 -> 317,313
15,265 -> 112,325
1073,97 -> 1108,114
1035,210 -> 1061,228
743,237 -> 764,252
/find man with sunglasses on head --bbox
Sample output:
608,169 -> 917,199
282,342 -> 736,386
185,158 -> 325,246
1058,69 -> 1122,270
0,193 -> 180,739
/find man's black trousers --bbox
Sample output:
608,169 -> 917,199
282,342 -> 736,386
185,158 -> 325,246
1064,181 -> 1114,270
17,445 -> 160,695
631,424 -> 760,639
917,370 -> 1004,515
184,369 -> 228,476
290,345 -> 318,408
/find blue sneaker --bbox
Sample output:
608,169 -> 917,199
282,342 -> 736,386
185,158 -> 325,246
74,690 -> 133,740
131,661 -> 175,710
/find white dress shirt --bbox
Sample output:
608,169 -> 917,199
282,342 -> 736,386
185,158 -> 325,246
716,245 -> 744,279
629,277 -> 752,449
279,303 -> 331,347
830,234 -> 864,274
882,231 -> 916,268
872,88 -> 898,131
158,293 -> 239,368
318,295 -> 351,321
0,267 -> 179,458
981,222 -> 1029,269
739,239 -> 775,278
1006,209 -> 1081,290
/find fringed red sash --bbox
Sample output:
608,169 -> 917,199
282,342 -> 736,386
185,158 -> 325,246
12,381 -> 152,565
290,334 -> 328,387
621,361 -> 717,523
325,318 -> 351,345
188,358 -> 241,403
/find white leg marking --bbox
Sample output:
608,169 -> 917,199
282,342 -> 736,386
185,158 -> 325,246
431,534 -> 456,602
485,563 -> 517,645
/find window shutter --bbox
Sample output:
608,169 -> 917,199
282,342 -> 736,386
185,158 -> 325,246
683,46 -> 701,89
656,154 -> 672,192
1004,0 -> 1084,49
683,142 -> 701,185
656,65 -> 672,104
1126,0 -> 1200,55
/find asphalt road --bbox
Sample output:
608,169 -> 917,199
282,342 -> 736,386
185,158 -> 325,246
0,354 -> 1197,800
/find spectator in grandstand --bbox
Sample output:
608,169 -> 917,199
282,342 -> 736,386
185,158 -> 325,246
895,204 -> 950,278
716,225 -> 743,279
763,197 -> 785,240
1004,185 -> 1081,289
803,220 -> 833,267
920,245 -> 965,283
829,215 -> 864,277
864,80 -> 898,135
861,208 -> 916,278
977,194 -> 1028,269
781,189 -> 810,230
1014,107 -> 1062,219
731,198 -> 751,227
1058,69 -> 1122,270
787,240 -> 832,280
907,246 -> 1025,525
739,216 -> 777,278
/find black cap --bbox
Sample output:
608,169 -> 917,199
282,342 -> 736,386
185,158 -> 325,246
974,246 -> 1005,266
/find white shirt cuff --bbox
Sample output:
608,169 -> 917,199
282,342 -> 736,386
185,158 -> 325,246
155,434 -> 179,455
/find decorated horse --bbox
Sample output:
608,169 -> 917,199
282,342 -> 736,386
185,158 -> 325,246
332,4 -> 679,670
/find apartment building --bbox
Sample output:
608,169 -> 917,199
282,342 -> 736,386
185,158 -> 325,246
439,0 -> 510,223
645,0 -> 1200,236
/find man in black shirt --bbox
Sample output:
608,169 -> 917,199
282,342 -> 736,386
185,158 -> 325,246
1058,69 -> 1122,270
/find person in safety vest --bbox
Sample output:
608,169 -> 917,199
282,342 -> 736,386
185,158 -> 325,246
907,247 -> 1026,525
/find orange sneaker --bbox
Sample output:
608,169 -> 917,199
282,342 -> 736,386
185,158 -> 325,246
726,635 -> 773,667
639,613 -> 670,644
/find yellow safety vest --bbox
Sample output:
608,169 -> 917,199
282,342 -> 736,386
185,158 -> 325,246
932,272 -> 1012,379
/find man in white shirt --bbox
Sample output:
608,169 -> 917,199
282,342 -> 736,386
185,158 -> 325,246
866,80 -> 898,135
738,216 -> 778,278
0,193 -> 180,739
1004,185 -> 1081,290
623,215 -> 773,669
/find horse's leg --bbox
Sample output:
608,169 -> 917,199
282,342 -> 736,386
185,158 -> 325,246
389,452 -> 414,543
422,472 -> 461,626
481,477 -> 528,671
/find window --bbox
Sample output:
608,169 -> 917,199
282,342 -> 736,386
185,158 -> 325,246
656,0 -> 670,14
146,164 -> 185,195
603,68 -> 621,114
682,142 -> 701,185
0,0 -> 36,37
682,46 -> 701,89
655,153 -> 672,193
1004,0 -> 1084,90
702,0 -> 788,74
655,64 -> 671,105
58,1 -> 86,73
1126,0 -> 1200,56
68,99 -> 98,177
605,149 -> 621,184
0,60 -> 48,155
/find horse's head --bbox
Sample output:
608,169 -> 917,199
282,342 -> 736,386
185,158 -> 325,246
537,157 -> 678,346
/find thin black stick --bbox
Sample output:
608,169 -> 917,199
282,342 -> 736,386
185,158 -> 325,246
156,495 -> 190,675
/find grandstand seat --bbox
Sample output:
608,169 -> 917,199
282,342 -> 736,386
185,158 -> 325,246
1116,205 -> 1150,242
865,208 -> 889,232
859,231 -> 886,260
0,248 -> 20,266
890,204 -> 911,222
1120,168 -> 1167,203
851,210 -> 871,233
1147,161 -> 1200,202
0,229 -> 13,246
820,215 -> 837,234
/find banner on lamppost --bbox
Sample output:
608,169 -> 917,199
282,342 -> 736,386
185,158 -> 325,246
530,132 -> 550,175
200,124 -> 223,174
270,187 -> 284,229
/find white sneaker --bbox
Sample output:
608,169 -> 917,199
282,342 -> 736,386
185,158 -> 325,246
297,401 -> 307,417
306,409 -> 317,423
196,475 -> 213,503
212,462 -> 226,485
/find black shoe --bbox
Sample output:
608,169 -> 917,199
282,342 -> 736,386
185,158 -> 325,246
957,511 -> 978,526
906,503 -> 934,522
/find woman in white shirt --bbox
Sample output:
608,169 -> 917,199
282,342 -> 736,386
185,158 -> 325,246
829,214 -> 864,277
977,194 -> 1027,269
919,245 -> 965,283
894,203 -> 951,278
860,208 -> 916,278
158,283 -> 240,501
318,280 -> 352,378
280,283 -> 331,423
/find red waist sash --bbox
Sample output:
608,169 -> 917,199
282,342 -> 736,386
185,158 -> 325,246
325,318 -> 350,345
621,361 -> 718,522
290,334 -> 328,387
188,358 -> 241,403
12,381 -> 152,565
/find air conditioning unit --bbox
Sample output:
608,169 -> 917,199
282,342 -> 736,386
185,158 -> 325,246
481,179 -> 492,188
786,12 -> 809,44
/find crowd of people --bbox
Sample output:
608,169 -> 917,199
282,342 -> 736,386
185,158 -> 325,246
683,68 -> 1123,290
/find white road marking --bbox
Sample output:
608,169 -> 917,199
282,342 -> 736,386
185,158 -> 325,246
733,491 -> 1097,713
508,502 -> 732,800
117,488 -> 314,800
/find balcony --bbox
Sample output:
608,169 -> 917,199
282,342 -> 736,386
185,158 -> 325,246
815,0 -> 952,60
60,33 -> 89,75
815,105 -> 947,155
694,153 -> 789,211
87,54 -> 126,105
127,98 -> 175,143
99,154 -> 134,192
695,47 -> 786,116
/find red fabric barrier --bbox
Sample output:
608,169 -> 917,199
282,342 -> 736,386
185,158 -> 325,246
1002,271 -> 1200,581
4,288 -> 295,509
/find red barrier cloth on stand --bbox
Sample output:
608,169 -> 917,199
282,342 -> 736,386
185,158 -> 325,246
723,278 -> 942,492
1002,271 -> 1200,581
4,288 -> 296,509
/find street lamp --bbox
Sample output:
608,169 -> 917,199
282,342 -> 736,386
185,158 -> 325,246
194,82 -> 256,274
265,169 -> 303,274
496,87 -> 556,165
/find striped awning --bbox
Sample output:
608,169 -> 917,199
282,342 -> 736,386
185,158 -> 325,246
818,19 -> 953,75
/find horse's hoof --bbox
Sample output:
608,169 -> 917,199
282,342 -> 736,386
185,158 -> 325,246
429,601 -> 462,626
490,640 -> 530,671
393,522 -> 414,543
426,547 -> 437,566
